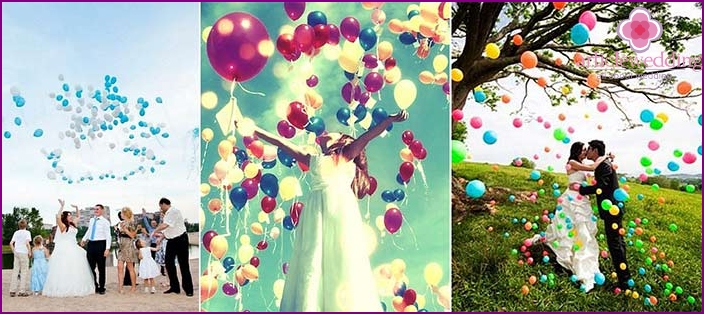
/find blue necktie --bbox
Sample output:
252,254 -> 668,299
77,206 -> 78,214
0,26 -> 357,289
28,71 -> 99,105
90,218 -> 98,240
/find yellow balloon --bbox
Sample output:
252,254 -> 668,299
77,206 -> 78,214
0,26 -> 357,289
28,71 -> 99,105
434,72 -> 448,85
238,244 -> 254,264
240,234 -> 250,245
200,183 -> 211,197
226,135 -> 237,145
561,85 -> 570,95
201,128 -> 214,142
269,226 -> 281,240
258,211 -> 270,224
432,54 -> 448,73
237,118 -> 256,137
217,140 -> 234,160
656,112 -> 669,123
391,259 -> 406,279
280,176 -> 301,201
394,80 -> 417,110
339,52 -> 360,73
451,68 -> 464,82
404,305 -> 418,312
210,235 -> 228,259
225,167 -> 244,185
273,208 -> 285,223
418,71 -> 435,85
251,222 -> 264,235
208,172 -> 221,187
408,15 -> 422,32
201,91 -> 218,110
485,43 -> 500,59
199,208 -> 206,225
416,294 -> 426,309
305,88 -> 323,110
244,162 -> 260,178
375,215 -> 385,232
384,67 -> 402,84
424,262 -> 443,286
242,264 -> 259,280
400,148 -> 414,162
377,41 -> 393,61
273,279 -> 285,299
200,275 -> 218,301
213,160 -> 229,180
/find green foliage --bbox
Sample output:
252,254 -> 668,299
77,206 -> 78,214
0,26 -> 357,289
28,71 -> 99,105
2,207 -> 46,245
511,157 -> 536,170
453,121 -> 468,142
185,221 -> 199,233
452,162 -> 702,312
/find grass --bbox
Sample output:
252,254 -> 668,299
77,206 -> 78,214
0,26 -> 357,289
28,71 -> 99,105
452,162 -> 702,312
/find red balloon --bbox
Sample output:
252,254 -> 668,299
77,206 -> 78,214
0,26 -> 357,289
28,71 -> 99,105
312,24 -> 329,48
284,2 -> 305,21
261,196 -> 277,213
243,135 -> 258,148
409,139 -> 423,155
399,162 -> 415,181
241,178 -> 259,199
249,256 -> 260,267
414,147 -> 428,160
287,101 -> 309,129
202,230 -> 218,252
326,24 -> 340,45
384,57 -> 397,70
403,289 -> 417,306
294,24 -> 315,52
283,48 -> 302,62
206,12 -> 271,82
257,240 -> 268,250
401,130 -> 414,145
384,207 -> 403,234
248,140 -> 264,159
290,202 -> 304,226
368,176 -> 378,195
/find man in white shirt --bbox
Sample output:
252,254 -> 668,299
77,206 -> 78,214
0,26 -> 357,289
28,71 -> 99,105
152,197 -> 193,296
9,219 -> 32,297
80,204 -> 111,294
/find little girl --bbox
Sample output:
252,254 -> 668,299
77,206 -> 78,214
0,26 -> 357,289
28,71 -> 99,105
136,239 -> 160,293
30,235 -> 49,295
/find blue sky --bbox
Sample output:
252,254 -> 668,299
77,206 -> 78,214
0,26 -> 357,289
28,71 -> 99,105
2,2 -> 200,223
455,3 -> 702,176
199,2 -> 450,312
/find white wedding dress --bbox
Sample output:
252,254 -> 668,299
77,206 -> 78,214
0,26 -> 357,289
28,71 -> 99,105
43,226 -> 95,297
280,154 -> 382,312
543,171 -> 600,292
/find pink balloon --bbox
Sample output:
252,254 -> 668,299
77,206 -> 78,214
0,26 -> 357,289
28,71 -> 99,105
639,173 -> 648,182
306,75 -> 319,88
647,140 -> 660,151
277,120 -> 296,138
368,176 -> 378,195
257,240 -> 268,250
362,53 -> 379,69
371,8 -> 386,25
326,24 -> 340,45
284,2 -> 305,21
340,17 -> 361,42
567,126 -> 575,134
241,178 -> 259,199
206,12 -> 271,82
287,101 -> 309,129
399,161 -> 415,181
579,11 -> 597,31
451,109 -> 464,121
682,152 -> 697,164
312,24 -> 329,49
359,92 -> 371,105
596,100 -> 608,112
384,57 -> 397,70
364,72 -> 384,93
543,121 -> 551,129
250,256 -> 260,267
533,154 -> 539,160
512,118 -> 523,128
294,24 -> 315,52
384,207 -> 403,234
469,116 -> 483,129
243,135 -> 257,148
536,116 -> 544,123
556,153 -> 562,159
276,33 -> 297,56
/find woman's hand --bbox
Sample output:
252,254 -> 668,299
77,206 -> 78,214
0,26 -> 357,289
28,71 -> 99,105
389,110 -> 409,123
608,152 -> 615,160
58,199 -> 65,207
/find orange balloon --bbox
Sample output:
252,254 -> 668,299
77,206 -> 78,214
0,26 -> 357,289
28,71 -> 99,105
580,89 -> 588,95
392,296 -> 406,312
676,81 -> 692,95
537,77 -> 548,88
242,264 -> 259,280
555,58 -> 563,66
521,51 -> 538,69
512,34 -> 523,46
207,198 -> 222,214
558,113 -> 566,121
248,140 -> 264,159
544,146 -> 551,153
587,73 -> 601,89
573,53 -> 584,65
200,275 -> 218,301
491,164 -> 499,171
304,89 -> 323,110
501,94 -> 511,104
537,179 -> 544,186
400,148 -> 414,162
419,71 -> 435,84
553,2 -> 567,10
388,19 -> 404,34
528,275 -> 537,285
657,197 -> 665,204
520,285 -> 530,295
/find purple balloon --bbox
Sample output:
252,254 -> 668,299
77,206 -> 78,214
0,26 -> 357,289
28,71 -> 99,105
340,17 -> 360,42
282,262 -> 289,274
327,24 -> 340,45
443,82 -> 450,95
284,2 -> 305,21
353,84 -> 362,101
384,207 -> 403,234
207,12 -> 271,82
341,82 -> 354,104
276,120 -> 296,139
222,282 -> 238,296
359,92 -> 371,105
242,135 -> 257,148
202,230 -> 218,252
362,53 -> 379,69
364,72 -> 384,93
241,178 -> 259,199
306,75 -> 319,87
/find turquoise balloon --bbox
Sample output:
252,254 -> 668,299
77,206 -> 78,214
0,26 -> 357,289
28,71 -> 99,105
465,180 -> 486,199
14,117 -> 21,126
667,161 -> 680,171
570,23 -> 590,45
530,170 -> 541,181
613,188 -> 629,202
474,91 -> 487,103
482,130 -> 497,145
33,129 -> 44,137
640,109 -> 654,123
3,131 -> 11,139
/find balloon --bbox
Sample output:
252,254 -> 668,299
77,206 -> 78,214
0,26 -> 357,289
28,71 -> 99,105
381,190 -> 396,203
210,235 -> 228,259
283,2 -> 305,21
402,130 -> 414,145
217,140 -> 234,160
399,32 -> 416,45
307,11 -> 327,26
451,68 -> 463,82
648,140 -> 660,151
640,109 -> 654,123
305,116 -> 326,136
530,170 -> 541,181
201,275 -> 219,301
202,230 -> 218,252
287,101 -> 309,129
579,11 -> 597,30
364,72 -> 384,92
336,107 -> 352,126
294,24 -> 315,52
553,128 -> 567,141
377,41 -> 393,61
682,152 -> 697,164
553,2 -> 567,10
259,173 -> 279,197
359,28 -> 377,51
512,118 -> 523,128
469,117 -> 483,129
676,81 -> 692,95
207,198 -> 223,214
649,118 -> 664,130
419,71 -> 434,85
326,24 -> 340,45
399,161 -> 415,181
474,90 -> 486,103
512,34 -> 523,46
451,109 -> 463,121
206,12 -> 271,82
368,176 -> 378,195
432,54 -> 448,73
596,100 -> 608,112
466,180 -> 486,198
484,43 -> 500,59
280,176 -> 301,201
229,186 -> 248,210
394,80 -> 417,109
384,207 -> 403,234
570,23 -> 590,45
340,17 -> 361,42
521,51 -> 537,69
587,73 -> 600,88
424,263 -> 443,286
482,131 -> 497,145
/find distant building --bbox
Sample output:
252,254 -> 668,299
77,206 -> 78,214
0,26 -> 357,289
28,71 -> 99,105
76,206 -> 111,228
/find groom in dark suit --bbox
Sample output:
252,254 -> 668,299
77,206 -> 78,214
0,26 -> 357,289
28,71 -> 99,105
579,140 -> 631,290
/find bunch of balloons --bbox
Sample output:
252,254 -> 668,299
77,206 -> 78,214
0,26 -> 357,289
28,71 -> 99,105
571,11 -> 596,45
374,260 -> 450,312
418,54 -> 450,95
387,3 -> 450,59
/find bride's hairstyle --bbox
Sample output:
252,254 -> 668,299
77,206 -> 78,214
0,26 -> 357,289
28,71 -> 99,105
568,142 -> 585,163
326,134 -> 371,199
60,211 -> 77,230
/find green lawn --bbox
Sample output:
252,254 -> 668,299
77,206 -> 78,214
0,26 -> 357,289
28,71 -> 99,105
452,162 -> 702,312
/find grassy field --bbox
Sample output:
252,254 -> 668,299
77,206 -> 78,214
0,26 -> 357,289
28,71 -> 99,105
452,162 -> 702,312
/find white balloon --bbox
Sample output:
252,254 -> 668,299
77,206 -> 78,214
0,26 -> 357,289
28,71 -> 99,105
109,143 -> 116,149
58,74 -> 64,81
158,123 -> 167,128
104,114 -> 113,121
53,148 -> 62,155
47,172 -> 57,180
70,122 -> 76,129
58,132 -> 65,140
63,105 -> 72,112
97,132 -> 103,138
76,107 -> 82,114
40,148 -> 49,156
10,87 -> 20,96
56,166 -> 64,173
73,138 -> 80,145
87,85 -> 94,92
77,98 -> 85,105
55,104 -> 63,110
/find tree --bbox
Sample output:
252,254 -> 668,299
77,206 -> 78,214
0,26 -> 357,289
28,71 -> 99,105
452,121 -> 468,141
451,2 -> 702,132
3,207 -> 46,245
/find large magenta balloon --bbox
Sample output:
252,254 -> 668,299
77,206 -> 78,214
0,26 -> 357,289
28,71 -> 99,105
326,24 -> 340,45
284,2 -> 305,21
384,207 -> 403,234
340,17 -> 361,42
202,230 -> 218,252
364,72 -> 384,93
207,12 -> 271,82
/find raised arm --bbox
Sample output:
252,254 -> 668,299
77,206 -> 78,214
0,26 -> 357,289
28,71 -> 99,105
342,110 -> 409,161
239,120 -> 311,167
56,199 -> 67,232
71,204 -> 80,225
142,208 -> 155,232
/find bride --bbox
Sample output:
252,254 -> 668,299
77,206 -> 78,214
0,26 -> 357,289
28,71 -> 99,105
43,199 -> 95,297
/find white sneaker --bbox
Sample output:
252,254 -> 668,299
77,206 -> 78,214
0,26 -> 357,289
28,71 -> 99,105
151,287 -> 156,294
144,287 -> 149,293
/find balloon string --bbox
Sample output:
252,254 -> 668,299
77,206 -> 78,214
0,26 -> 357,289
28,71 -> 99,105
416,160 -> 429,189
365,196 -> 371,222
236,82 -> 266,97
401,214 -> 420,251
200,142 -> 209,173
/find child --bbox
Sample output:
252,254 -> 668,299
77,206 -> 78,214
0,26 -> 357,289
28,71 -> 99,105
136,239 -> 160,293
9,219 -> 32,297
30,235 -> 50,295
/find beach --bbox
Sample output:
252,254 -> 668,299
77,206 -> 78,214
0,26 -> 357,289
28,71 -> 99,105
2,259 -> 199,312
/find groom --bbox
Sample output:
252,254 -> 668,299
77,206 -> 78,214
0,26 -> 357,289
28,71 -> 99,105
80,204 -> 112,294
579,140 -> 631,290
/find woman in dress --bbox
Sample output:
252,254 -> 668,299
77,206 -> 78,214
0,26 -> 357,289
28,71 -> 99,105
116,207 -> 138,293
236,110 -> 409,311
43,199 -> 95,297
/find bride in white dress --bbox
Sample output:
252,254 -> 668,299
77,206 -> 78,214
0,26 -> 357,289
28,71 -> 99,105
236,111 -> 408,311
43,199 -> 95,297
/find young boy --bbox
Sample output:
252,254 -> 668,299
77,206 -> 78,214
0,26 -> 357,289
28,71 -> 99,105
10,219 -> 32,297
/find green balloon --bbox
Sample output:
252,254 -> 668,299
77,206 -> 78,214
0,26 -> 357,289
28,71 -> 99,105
649,118 -> 664,130
451,140 -> 467,164
538,188 -> 545,195
598,234 -> 605,241
645,257 -> 653,265
553,128 -> 567,141
645,167 -> 654,175
686,184 -> 695,193
642,218 -> 649,225
668,223 -> 678,232
511,249 -> 518,255
600,199 -> 613,210
687,296 -> 695,304
666,283 -> 674,290
674,149 -> 683,157
675,286 -> 684,295
640,157 -> 653,167
547,165 -> 554,172
651,184 -> 659,191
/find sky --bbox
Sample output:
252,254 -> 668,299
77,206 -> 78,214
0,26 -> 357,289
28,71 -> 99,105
199,2 -> 450,312
2,2 -> 200,224
456,2 -> 702,177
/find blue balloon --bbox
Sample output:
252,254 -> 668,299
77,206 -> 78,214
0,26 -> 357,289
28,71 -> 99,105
371,107 -> 388,123
594,272 -> 606,285
562,137 -> 571,144
359,28 -> 377,51
343,71 -> 356,81
262,159 -> 277,169
396,173 -> 408,185
381,190 -> 396,203
235,149 -> 249,164
305,116 -> 326,136
14,117 -> 21,126
393,189 -> 405,201
277,147 -> 295,167
667,161 -> 680,172
395,281 -> 407,297
407,10 -> 419,19
698,145 -> 702,155
3,131 -> 11,139
156,97 -> 163,104
33,129 -> 44,137
62,83 -> 69,92
614,188 -> 629,202
398,32 -> 416,45
473,91 -> 487,103
260,173 -> 279,198
222,256 -> 236,273
653,168 -> 661,175
162,133 -> 169,138
112,86 -> 119,93
640,109 -> 654,123
307,11 -> 327,26
229,187 -> 248,210
283,216 -> 295,230
482,131 -> 497,145
699,114 -> 702,126
529,170 -> 541,181
570,23 -> 590,45
353,104 -> 367,122
336,107 -> 351,126
465,180 -> 486,198
110,76 -> 117,85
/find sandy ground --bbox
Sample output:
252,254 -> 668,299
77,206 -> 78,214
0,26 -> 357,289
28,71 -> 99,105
2,259 -> 199,312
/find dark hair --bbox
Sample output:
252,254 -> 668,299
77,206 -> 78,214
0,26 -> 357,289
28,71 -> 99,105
61,212 -> 77,230
588,140 -> 606,157
159,198 -> 171,206
568,142 -> 585,163
95,204 -> 104,210
326,134 -> 371,199
135,239 -> 145,249
117,211 -> 124,221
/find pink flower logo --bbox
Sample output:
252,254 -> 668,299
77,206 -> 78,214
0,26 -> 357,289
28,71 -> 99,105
617,7 -> 662,53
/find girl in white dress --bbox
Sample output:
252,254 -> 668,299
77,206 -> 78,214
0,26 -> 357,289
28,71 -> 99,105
236,110 -> 409,311
43,200 -> 95,297
136,239 -> 161,293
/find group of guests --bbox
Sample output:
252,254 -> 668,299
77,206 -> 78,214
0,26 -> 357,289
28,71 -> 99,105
8,197 -> 193,297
